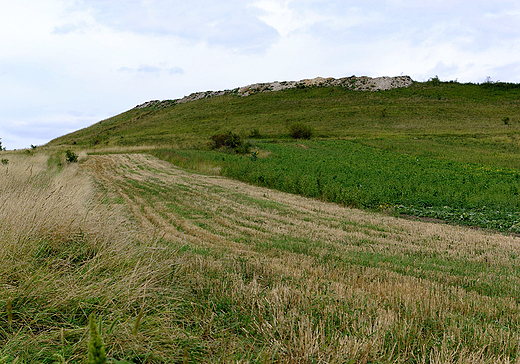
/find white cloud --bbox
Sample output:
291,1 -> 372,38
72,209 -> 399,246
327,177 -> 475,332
1,0 -> 520,149
67,0 -> 280,53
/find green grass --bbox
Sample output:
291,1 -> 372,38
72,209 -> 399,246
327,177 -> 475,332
48,81 -> 520,163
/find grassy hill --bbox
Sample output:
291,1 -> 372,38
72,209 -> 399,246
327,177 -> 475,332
47,79 -> 520,234
48,79 -> 520,167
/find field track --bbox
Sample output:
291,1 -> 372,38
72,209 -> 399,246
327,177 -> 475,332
82,154 -> 520,362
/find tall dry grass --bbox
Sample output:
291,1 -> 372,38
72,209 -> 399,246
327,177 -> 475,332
0,153 -> 184,362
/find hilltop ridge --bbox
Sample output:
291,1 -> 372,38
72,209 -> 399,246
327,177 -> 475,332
134,75 -> 414,109
48,76 -> 520,153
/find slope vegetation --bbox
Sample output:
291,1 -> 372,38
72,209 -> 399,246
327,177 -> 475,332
48,79 -> 520,164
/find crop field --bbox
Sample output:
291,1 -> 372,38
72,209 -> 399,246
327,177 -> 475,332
152,140 -> 520,234
3,152 -> 520,363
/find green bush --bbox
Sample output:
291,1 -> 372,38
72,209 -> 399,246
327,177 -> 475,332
210,132 -> 241,150
1,158 -> 8,165
288,123 -> 313,139
428,75 -> 441,86
65,150 -> 78,163
209,132 -> 251,154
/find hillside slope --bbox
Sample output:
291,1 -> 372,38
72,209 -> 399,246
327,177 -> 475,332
48,77 -> 520,159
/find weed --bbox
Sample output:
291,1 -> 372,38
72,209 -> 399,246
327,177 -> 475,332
503,116 -> 511,125
88,314 -> 107,364
1,158 -> 8,165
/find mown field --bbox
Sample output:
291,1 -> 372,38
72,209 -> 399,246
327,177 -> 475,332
3,151 -> 520,363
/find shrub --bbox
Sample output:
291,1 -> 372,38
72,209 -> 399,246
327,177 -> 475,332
209,132 -> 251,154
65,150 -> 78,163
288,123 -> 313,139
503,117 -> 511,125
249,128 -> 262,138
1,158 -> 8,165
210,132 -> 241,150
428,75 -> 441,86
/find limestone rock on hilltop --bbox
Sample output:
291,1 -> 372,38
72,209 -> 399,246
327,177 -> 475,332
135,75 -> 413,109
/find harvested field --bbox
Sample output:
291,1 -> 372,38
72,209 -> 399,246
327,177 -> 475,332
82,154 -> 520,363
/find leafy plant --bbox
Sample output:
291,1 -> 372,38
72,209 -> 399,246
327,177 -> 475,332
503,116 -> 510,125
288,123 -> 313,139
65,150 -> 78,163
1,159 -> 8,165
88,314 -> 107,364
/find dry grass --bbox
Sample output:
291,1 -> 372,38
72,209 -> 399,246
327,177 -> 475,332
3,152 -> 520,363
0,153 -> 184,362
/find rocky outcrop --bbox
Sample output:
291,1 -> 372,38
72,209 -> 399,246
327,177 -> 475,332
134,75 -> 413,109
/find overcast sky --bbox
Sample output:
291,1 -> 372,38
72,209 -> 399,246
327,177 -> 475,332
1,0 -> 520,150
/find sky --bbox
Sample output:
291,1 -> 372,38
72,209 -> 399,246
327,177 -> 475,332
1,0 -> 520,150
